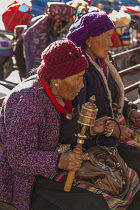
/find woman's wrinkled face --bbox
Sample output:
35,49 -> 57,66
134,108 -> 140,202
51,70 -> 85,101
86,29 -> 113,59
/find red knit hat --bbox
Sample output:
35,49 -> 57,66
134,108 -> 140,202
37,40 -> 88,79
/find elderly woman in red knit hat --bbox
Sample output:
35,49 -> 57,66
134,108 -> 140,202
0,40 -> 117,210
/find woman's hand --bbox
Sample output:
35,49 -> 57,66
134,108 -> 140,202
129,110 -> 140,128
91,116 -> 115,135
58,152 -> 89,171
112,124 -> 134,141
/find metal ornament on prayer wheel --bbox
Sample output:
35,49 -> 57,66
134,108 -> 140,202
64,95 -> 98,192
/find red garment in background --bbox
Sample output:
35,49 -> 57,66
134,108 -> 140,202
111,30 -> 122,47
2,1 -> 31,32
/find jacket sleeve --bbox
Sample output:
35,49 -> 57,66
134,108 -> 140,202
123,97 -> 138,118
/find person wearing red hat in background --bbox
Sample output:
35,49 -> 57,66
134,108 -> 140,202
0,40 -> 116,210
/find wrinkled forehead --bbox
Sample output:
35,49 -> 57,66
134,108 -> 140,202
92,29 -> 114,39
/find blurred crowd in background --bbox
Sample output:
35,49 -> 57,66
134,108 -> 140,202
1,0 -> 140,81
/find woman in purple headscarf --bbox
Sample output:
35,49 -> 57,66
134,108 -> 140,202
67,11 -> 140,210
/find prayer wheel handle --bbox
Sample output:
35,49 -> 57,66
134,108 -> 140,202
64,95 -> 98,192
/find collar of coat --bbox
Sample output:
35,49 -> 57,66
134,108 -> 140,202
86,53 -> 124,112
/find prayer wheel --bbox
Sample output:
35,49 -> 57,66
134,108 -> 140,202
64,95 -> 98,192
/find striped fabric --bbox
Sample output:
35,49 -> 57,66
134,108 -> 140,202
43,166 -> 140,210
122,138 -> 140,149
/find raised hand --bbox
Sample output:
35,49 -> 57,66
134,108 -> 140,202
129,110 -> 140,128
91,116 -> 115,135
112,124 -> 134,141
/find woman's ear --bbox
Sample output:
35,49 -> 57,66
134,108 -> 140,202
51,79 -> 59,87
86,37 -> 92,48
86,38 -> 90,46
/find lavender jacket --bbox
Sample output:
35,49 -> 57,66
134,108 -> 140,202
0,75 -> 61,210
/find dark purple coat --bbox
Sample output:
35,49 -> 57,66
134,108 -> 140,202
23,15 -> 50,75
0,75 -> 61,210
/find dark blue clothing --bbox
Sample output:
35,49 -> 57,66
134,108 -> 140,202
79,61 -> 113,118
78,60 -> 116,147
78,55 -> 137,148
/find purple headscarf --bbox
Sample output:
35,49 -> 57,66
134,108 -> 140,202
67,11 -> 115,47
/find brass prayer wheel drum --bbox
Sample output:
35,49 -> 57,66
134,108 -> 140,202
78,95 -> 98,126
